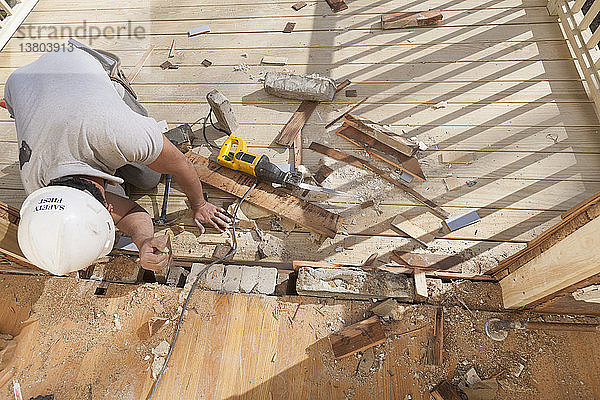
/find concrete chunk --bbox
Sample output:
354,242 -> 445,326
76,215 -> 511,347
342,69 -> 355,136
296,267 -> 414,300
256,267 -> 278,295
264,72 -> 336,102
239,266 -> 261,293
199,263 -> 224,291
206,89 -> 239,134
223,265 -> 243,293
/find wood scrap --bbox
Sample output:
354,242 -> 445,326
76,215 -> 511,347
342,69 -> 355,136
336,79 -> 351,92
336,123 -> 426,181
308,142 -> 448,218
276,79 -> 350,148
431,380 -> 462,400
345,89 -> 357,97
314,165 -> 334,184
328,316 -> 385,359
440,151 -> 474,165
325,96 -> 369,129
137,317 -> 168,340
325,0 -> 348,13
275,101 -> 318,147
160,60 -> 179,70
292,1 -> 307,10
390,251 -> 461,271
186,152 -> 342,238
343,114 -> 418,157
127,44 -> 155,83
390,215 -> 435,247
261,56 -> 288,65
414,269 -> 428,301
283,22 -> 296,33
382,10 -> 443,30
201,59 -> 212,67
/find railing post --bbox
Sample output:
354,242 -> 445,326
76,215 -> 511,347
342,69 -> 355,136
547,0 -> 560,16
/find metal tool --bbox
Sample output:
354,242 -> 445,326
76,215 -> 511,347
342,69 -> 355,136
217,135 -> 347,195
485,318 -> 600,341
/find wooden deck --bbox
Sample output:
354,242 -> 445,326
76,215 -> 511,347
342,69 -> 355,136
1,0 -> 600,272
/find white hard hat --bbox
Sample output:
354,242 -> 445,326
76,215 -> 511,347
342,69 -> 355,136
18,186 -> 115,275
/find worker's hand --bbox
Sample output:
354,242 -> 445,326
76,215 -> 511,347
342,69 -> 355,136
139,236 -> 170,272
193,201 -> 231,234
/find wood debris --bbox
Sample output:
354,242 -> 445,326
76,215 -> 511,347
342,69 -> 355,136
201,59 -> 212,67
325,0 -> 348,13
292,1 -> 307,11
382,10 -> 443,30
160,60 -> 179,70
328,316 -> 385,359
283,22 -> 296,33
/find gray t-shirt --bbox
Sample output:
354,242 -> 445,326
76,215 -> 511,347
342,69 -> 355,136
4,48 -> 164,195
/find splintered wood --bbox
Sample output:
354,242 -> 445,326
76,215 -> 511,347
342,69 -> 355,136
185,152 -> 342,238
328,316 -> 386,359
343,114 -> 418,157
275,101 -> 318,147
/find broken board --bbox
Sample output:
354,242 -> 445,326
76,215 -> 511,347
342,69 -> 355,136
336,123 -> 426,181
328,316 -> 386,359
275,101 -> 318,147
343,114 -> 418,157
185,152 -> 342,238
308,142 -> 448,219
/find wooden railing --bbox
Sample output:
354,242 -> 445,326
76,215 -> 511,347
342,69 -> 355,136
548,0 -> 600,119
0,0 -> 38,51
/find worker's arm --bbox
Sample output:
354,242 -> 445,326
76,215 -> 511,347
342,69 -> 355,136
148,135 -> 231,233
105,191 -> 170,272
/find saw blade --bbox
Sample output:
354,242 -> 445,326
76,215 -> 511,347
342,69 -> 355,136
296,182 -> 353,197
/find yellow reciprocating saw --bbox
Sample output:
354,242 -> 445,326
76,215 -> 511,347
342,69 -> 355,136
217,135 -> 302,186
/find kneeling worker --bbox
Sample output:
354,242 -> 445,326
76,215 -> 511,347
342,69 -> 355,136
3,44 -> 231,275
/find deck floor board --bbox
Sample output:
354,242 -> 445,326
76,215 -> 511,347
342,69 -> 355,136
0,0 -> 598,272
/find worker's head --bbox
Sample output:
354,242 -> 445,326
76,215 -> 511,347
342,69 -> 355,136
17,182 -> 115,275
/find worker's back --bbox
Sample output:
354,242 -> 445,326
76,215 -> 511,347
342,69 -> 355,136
4,47 -> 164,194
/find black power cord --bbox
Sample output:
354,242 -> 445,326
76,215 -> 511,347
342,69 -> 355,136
202,109 -> 231,149
147,181 -> 257,400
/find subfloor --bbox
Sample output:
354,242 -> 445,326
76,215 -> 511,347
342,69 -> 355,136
1,274 -> 600,400
2,0 -> 600,273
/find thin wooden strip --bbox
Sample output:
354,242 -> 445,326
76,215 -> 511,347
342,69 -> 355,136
185,151 -> 342,238
561,191 -> 600,219
127,44 -> 155,83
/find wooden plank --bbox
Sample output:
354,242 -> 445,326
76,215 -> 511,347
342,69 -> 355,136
391,251 -> 461,271
500,216 -> 600,308
336,123 -> 426,181
390,215 -> 435,246
185,151 -> 342,238
308,142 -> 450,219
343,114 -> 418,157
382,10 -> 443,30
328,316 -> 385,359
274,101 -> 318,147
